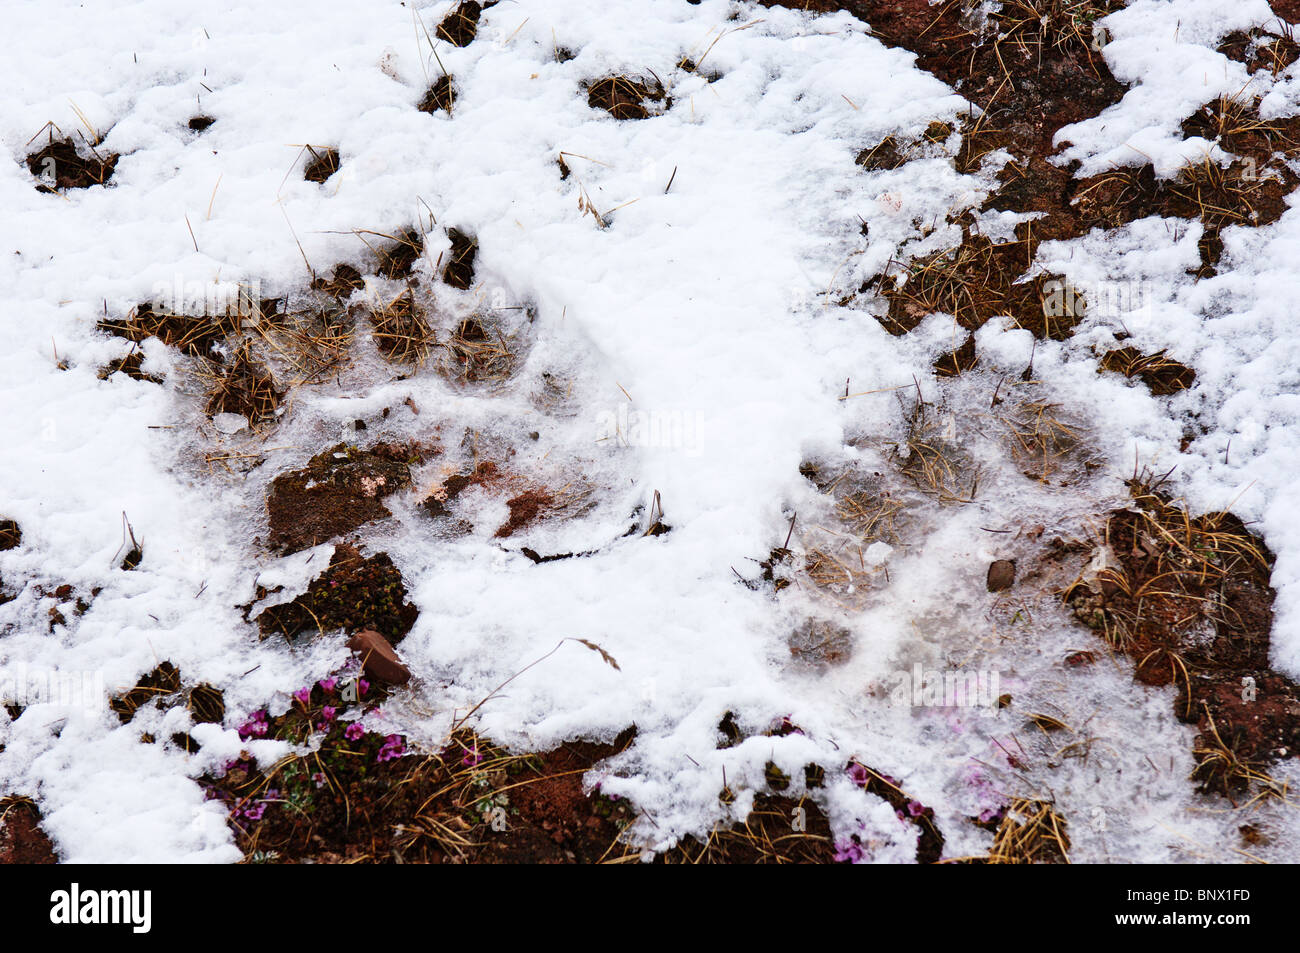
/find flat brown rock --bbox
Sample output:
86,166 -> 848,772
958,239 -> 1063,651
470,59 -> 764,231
987,559 -> 1016,592
347,629 -> 411,686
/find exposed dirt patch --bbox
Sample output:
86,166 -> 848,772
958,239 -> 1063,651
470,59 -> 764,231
376,228 -> 424,279
494,488 -> 554,538
439,316 -> 517,384
203,343 -> 282,424
256,544 -> 419,646
878,232 -> 1050,337
97,349 -> 163,383
1098,346 -> 1196,396
0,797 -> 57,864
311,263 -> 366,300
0,520 -> 20,551
358,288 -> 434,365
37,582 -> 98,633
109,661 -> 224,732
788,618 -> 854,668
422,460 -> 501,523
1218,26 -> 1300,78
933,332 -> 977,377
203,682 -> 639,863
418,74 -> 457,114
98,302 -> 239,359
659,794 -> 839,863
587,75 -> 667,120
848,762 -> 945,863
26,135 -> 119,192
266,442 -> 424,553
1065,477 -> 1299,799
188,115 -> 215,132
303,145 -> 340,183
442,227 -> 478,290
436,1 -> 493,47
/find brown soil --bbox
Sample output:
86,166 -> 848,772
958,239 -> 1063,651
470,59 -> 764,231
418,75 -> 456,114
0,798 -> 57,864
204,345 -> 281,423
188,116 -> 215,131
311,263 -> 365,299
110,662 -> 182,723
256,544 -> 419,645
377,228 -> 423,279
360,288 -> 433,364
494,488 -> 554,538
26,136 -> 119,192
442,228 -> 478,289
303,146 -> 340,183
1218,27 -> 1300,77
820,1 -> 1300,375
436,1 -> 493,47
98,302 -> 237,358
659,794 -> 839,863
853,763 -> 945,863
1065,480 -> 1299,798
0,520 -> 20,551
587,76 -> 667,120
422,460 -> 501,519
1098,346 -> 1196,396
109,661 -> 225,730
97,350 -> 163,383
266,442 -> 423,553
207,705 -> 639,863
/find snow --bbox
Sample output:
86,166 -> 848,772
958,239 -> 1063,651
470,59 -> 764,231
1,0 -> 1298,862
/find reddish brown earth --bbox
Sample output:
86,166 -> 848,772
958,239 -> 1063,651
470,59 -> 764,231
0,798 -> 57,864
266,442 -> 425,553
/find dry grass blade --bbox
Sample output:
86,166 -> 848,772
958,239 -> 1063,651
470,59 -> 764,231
984,796 -> 1070,864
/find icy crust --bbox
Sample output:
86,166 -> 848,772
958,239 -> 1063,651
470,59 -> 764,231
0,0 -> 1296,862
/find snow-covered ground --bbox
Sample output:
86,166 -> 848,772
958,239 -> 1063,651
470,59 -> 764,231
1,0 -> 1297,862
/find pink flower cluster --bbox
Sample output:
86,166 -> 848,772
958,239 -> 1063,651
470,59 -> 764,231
237,711 -> 269,740
376,734 -> 405,762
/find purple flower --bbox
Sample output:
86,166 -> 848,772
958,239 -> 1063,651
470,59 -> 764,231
358,678 -> 370,696
321,706 -> 337,722
237,711 -> 269,740
847,762 -> 869,787
292,687 -> 311,707
462,744 -> 484,767
834,839 -> 866,863
344,722 -> 365,741
376,734 -> 405,763
978,807 -> 1002,824
312,772 -> 327,789
907,800 -> 925,818
318,677 -> 338,693
239,801 -> 266,821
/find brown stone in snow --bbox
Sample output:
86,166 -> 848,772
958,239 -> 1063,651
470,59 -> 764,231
347,629 -> 410,686
987,559 -> 1016,592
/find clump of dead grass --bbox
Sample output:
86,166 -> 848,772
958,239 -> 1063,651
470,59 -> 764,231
1098,347 -> 1196,396
202,343 -> 283,426
981,796 -> 1070,864
438,315 -> 515,384
586,75 -> 667,120
364,289 -> 434,365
